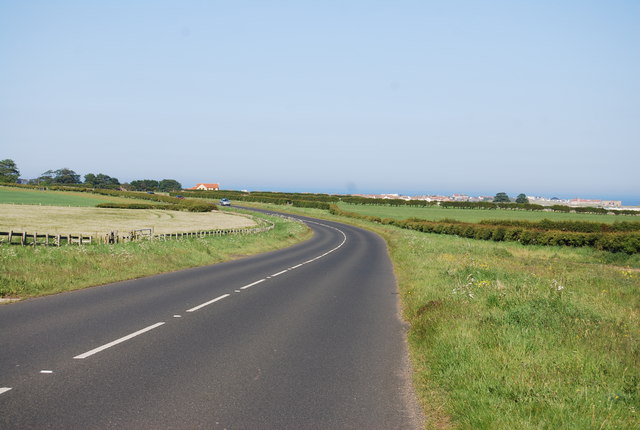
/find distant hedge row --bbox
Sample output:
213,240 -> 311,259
438,201 -> 639,215
96,201 -> 216,212
179,190 -> 332,210
96,203 -> 174,210
329,205 -> 640,254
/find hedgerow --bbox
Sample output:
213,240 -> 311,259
479,219 -> 640,233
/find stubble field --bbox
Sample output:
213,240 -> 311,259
0,204 -> 256,235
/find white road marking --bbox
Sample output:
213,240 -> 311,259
240,279 -> 266,290
0,387 -> 12,395
40,370 -> 53,374
173,315 -> 182,318
270,270 -> 288,277
186,294 -> 230,313
74,322 -> 165,359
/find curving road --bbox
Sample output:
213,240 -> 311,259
0,210 -> 421,429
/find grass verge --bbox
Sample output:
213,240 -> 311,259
238,202 -> 640,429
0,211 -> 311,298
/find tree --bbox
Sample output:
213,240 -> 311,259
36,168 -> 81,184
0,159 -> 20,183
158,179 -> 182,192
34,170 -> 55,185
130,179 -> 159,191
84,173 -> 120,188
515,193 -> 529,204
493,192 -> 511,203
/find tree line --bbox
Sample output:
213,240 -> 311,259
0,159 -> 182,192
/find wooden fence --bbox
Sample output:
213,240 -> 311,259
0,220 -> 275,247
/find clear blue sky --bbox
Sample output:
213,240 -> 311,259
1,1 -> 638,203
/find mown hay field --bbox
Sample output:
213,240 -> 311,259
0,204 -> 255,235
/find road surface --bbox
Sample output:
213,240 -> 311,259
0,210 -> 421,429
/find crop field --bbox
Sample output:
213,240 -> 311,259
336,202 -> 639,224
0,204 -> 255,235
0,186 -> 158,207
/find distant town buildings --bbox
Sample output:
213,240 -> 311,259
527,196 -> 622,208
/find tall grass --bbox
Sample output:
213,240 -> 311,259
0,213 -> 310,298
388,231 -> 639,429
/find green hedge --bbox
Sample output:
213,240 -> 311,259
479,219 -> 640,233
96,203 -> 174,210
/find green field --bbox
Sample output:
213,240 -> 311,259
336,202 -> 639,224
0,186 -> 156,207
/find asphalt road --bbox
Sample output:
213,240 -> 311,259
0,210 -> 421,429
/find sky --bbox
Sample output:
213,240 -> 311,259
1,1 -> 639,204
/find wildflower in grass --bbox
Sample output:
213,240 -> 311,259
552,279 -> 564,291
0,247 -> 18,259
452,274 -> 478,300
549,279 -> 565,299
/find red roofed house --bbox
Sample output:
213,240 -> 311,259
189,183 -> 220,191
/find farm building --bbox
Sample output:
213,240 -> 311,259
188,183 -> 220,191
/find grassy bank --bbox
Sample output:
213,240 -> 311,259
239,202 -> 640,429
0,211 -> 310,298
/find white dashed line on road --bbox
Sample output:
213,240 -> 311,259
240,279 -> 266,290
270,270 -> 288,277
73,322 -> 166,359
186,294 -> 230,313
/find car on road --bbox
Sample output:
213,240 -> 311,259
220,198 -> 231,206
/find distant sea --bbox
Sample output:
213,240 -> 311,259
615,197 -> 640,207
